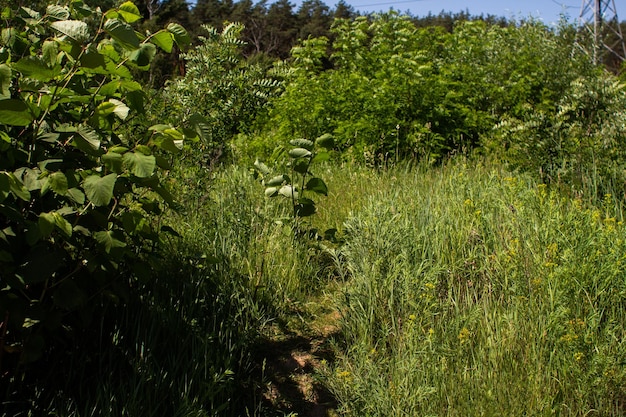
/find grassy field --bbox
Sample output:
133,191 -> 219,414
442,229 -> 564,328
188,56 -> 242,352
316,160 -> 626,416
165,157 -> 626,416
12,158 -> 626,416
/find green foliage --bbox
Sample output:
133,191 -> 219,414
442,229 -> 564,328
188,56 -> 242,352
265,14 -> 597,165
489,73 -> 626,193
254,133 -> 333,233
0,1 -> 189,376
272,13 -> 442,163
159,22 -> 281,165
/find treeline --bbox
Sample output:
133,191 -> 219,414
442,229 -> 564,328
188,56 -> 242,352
10,0 -> 517,84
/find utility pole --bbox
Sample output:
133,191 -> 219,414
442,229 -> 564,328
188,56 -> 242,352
578,0 -> 626,64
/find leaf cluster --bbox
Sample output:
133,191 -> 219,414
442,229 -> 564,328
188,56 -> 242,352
158,22 -> 281,166
0,1 -> 189,373
254,133 -> 333,230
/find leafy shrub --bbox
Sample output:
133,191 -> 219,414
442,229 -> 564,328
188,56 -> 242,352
160,22 -> 281,166
490,72 -> 626,192
254,133 -> 334,231
264,15 -> 597,164
0,1 -> 189,380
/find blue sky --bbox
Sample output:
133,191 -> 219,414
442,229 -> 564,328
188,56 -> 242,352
331,0 -> 626,26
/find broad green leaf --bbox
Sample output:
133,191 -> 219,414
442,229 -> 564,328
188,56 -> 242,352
109,99 -> 129,119
94,230 -> 126,253
52,212 -> 72,237
135,144 -> 151,155
123,151 -> 155,177
120,79 -> 143,92
289,138 -> 314,150
19,6 -> 40,19
266,175 -> 289,186
167,23 -> 190,47
109,146 -> 129,153
95,101 -> 116,117
0,171 -> 9,202
182,127 -> 199,141
80,50 -> 106,70
264,186 -> 278,197
102,151 -> 123,173
67,187 -> 85,204
70,0 -> 94,18
121,211 -> 150,234
128,42 -> 156,67
44,171 -> 69,196
0,64 -> 10,99
118,1 -> 141,23
163,128 -> 183,140
73,125 -> 101,154
50,20 -> 90,43
8,173 -> 30,201
278,185 -> 298,199
95,99 -> 128,120
154,135 -> 181,153
0,99 -> 33,126
293,159 -> 309,174
104,18 -> 139,49
189,113 -> 210,141
254,159 -> 270,176
306,177 -> 328,196
289,148 -> 312,158
149,124 -> 171,132
151,30 -> 174,53
16,167 -> 42,191
295,198 -> 316,217
312,151 -> 330,163
315,133 -> 334,149
83,173 -> 116,206
42,40 -> 59,67
99,80 -> 120,96
46,5 -> 70,20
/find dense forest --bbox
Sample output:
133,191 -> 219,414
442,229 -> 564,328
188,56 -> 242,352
2,0 -> 626,415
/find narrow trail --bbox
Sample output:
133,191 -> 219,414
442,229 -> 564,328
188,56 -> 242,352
254,303 -> 342,417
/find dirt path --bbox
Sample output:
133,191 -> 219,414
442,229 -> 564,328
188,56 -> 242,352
254,306 -> 341,417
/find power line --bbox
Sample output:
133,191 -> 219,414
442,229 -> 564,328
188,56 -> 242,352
550,0 -> 577,10
353,0 -> 426,8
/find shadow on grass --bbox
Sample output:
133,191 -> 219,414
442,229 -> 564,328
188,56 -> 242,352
252,319 -> 340,417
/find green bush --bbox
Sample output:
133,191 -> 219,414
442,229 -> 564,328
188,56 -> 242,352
0,0 -> 189,383
262,15 -> 598,166
159,22 -> 281,166
489,72 -> 626,193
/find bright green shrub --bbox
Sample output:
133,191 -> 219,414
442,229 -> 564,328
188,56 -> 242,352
0,0 -> 189,378
265,15 -> 598,165
490,72 -> 626,191
160,22 -> 281,165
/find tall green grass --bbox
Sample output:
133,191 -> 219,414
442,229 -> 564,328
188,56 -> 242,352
2,161 -> 324,416
323,160 -> 626,416
10,157 -> 626,416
